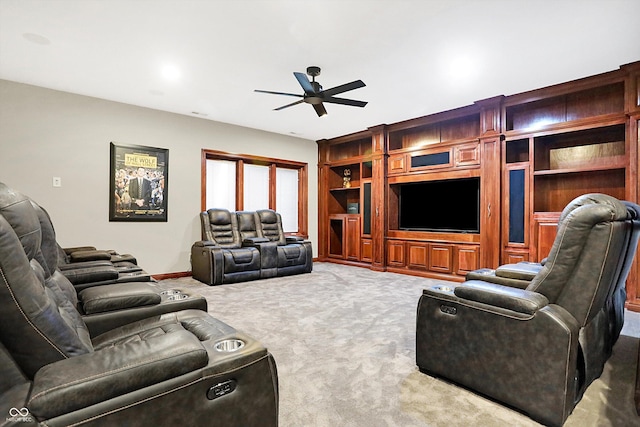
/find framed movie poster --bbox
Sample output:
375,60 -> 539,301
109,142 -> 168,222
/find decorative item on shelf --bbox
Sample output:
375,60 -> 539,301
347,203 -> 359,214
343,168 -> 351,188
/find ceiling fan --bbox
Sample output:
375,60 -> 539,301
255,66 -> 367,117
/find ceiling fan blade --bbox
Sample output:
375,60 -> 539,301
320,80 -> 365,97
255,89 -> 303,98
313,103 -> 327,117
274,99 -> 304,111
294,72 -> 316,95
323,96 -> 368,107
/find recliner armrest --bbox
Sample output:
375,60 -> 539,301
495,263 -> 542,281
58,259 -> 114,270
285,236 -> 304,243
61,264 -> 119,286
192,240 -> 219,247
68,250 -> 112,262
63,246 -> 98,255
78,282 -> 162,314
453,280 -> 549,315
243,237 -> 270,245
28,330 -> 208,420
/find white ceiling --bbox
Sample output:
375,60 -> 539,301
1,0 -> 639,143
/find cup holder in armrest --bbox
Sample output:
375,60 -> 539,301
161,290 -> 189,300
433,285 -> 454,293
214,339 -> 245,352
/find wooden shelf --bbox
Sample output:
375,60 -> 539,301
533,161 -> 626,176
329,186 -> 360,191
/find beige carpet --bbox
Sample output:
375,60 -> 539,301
158,262 -> 640,426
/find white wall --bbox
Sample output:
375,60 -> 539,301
0,80 -> 318,275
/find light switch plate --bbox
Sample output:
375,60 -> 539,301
52,177 -> 62,187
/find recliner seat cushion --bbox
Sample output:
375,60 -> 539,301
223,248 -> 261,272
277,245 -> 304,266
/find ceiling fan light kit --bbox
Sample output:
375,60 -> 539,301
255,66 -> 367,117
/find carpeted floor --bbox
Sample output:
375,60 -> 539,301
157,262 -> 640,426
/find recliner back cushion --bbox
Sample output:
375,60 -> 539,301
202,209 -> 240,248
0,186 -> 93,379
256,210 -> 286,245
0,215 -> 93,379
236,211 -> 259,240
527,194 -> 630,326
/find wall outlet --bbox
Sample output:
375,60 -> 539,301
52,177 -> 62,187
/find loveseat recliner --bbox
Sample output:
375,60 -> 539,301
0,185 -> 278,426
191,208 -> 312,285
416,194 -> 640,427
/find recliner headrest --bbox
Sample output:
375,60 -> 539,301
0,182 -> 41,260
558,193 -> 627,224
207,208 -> 232,225
257,209 -> 278,224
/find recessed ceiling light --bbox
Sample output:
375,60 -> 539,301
161,64 -> 181,81
23,33 -> 50,45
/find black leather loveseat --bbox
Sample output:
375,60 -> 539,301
191,208 -> 312,285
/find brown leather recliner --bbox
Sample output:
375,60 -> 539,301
416,194 -> 640,427
0,186 -> 278,426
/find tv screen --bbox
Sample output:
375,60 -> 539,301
399,178 -> 480,233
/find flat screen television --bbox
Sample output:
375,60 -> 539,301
398,177 -> 480,233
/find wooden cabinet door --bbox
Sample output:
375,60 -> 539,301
429,244 -> 453,273
387,241 -> 405,267
502,249 -> 529,265
345,216 -> 361,261
533,212 -> 560,261
361,238 -> 373,263
407,242 -> 429,270
454,245 -> 480,276
388,154 -> 405,174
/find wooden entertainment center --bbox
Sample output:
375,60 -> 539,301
317,61 -> 640,312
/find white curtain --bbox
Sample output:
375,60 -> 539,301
205,159 -> 236,211
276,167 -> 299,232
243,163 -> 269,211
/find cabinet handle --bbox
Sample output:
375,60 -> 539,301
487,202 -> 491,218
376,206 -> 379,217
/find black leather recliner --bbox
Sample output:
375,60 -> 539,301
464,201 -> 640,348
416,194 -> 640,427
30,201 -> 152,290
255,209 -> 313,277
0,186 -> 278,426
192,208 -> 263,285
191,208 -> 312,285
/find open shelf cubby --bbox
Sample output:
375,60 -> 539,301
533,168 -> 626,213
533,124 -> 626,173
